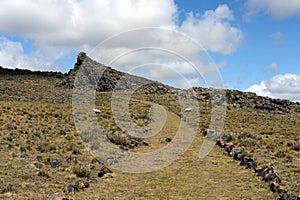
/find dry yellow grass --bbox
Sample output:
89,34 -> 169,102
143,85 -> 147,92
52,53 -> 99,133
0,74 -> 299,199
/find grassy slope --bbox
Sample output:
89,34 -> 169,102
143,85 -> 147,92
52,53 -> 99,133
0,75 -> 299,199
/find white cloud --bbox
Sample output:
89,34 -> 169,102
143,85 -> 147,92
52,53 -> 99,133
245,0 -> 300,20
180,5 -> 243,54
0,1 -> 243,88
0,0 -> 177,48
246,74 -> 300,102
0,37 -> 57,71
265,62 -> 278,72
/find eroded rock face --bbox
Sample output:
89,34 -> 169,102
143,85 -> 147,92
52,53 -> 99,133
60,52 -> 171,94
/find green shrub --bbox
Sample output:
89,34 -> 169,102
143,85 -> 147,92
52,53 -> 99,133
74,166 -> 90,178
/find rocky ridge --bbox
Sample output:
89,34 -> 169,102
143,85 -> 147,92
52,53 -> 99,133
1,52 -> 299,113
193,87 -> 300,114
0,66 -> 65,78
60,52 -> 171,95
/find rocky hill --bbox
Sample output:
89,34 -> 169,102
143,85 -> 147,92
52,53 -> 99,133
1,52 -> 299,113
60,52 -> 171,95
194,87 -> 300,114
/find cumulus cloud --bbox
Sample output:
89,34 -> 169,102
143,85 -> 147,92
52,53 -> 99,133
0,37 -> 58,71
180,5 -> 243,54
0,0 -> 177,47
0,1 -> 243,88
245,0 -> 300,20
246,74 -> 300,102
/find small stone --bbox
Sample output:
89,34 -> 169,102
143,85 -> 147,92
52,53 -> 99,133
97,171 -> 105,178
293,141 -> 300,151
50,159 -> 62,168
72,149 -> 81,155
20,146 -> 26,152
129,139 -> 139,148
36,145 -> 46,153
64,185 -> 74,193
142,141 -> 149,146
106,157 -> 118,166
20,153 -> 28,159
84,181 -> 90,188
36,155 -> 43,162
66,156 -> 72,163
59,130 -> 66,135
34,163 -> 43,169
98,166 -> 113,177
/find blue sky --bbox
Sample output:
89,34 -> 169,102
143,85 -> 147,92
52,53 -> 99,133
0,0 -> 299,101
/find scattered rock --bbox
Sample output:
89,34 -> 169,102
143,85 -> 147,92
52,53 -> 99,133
192,88 -> 300,113
98,166 -> 112,178
106,156 -> 118,166
231,148 -> 245,161
292,142 -> 300,151
36,145 -> 46,153
141,141 -> 150,146
84,181 -> 90,188
278,193 -> 300,200
129,139 -> 139,148
64,178 -> 86,193
58,130 -> 67,135
20,146 -> 26,152
36,155 -> 43,162
50,159 -> 62,168
72,149 -> 81,155
34,163 -> 43,169
20,153 -> 28,159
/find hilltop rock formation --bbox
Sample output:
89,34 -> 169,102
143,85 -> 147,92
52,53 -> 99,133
60,52 -> 170,94
193,87 -> 300,114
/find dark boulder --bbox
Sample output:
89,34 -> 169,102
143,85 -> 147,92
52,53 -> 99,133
230,148 -> 245,160
98,166 -> 113,178
129,139 -> 139,148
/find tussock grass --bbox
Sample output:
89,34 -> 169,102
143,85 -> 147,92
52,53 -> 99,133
0,74 -> 299,199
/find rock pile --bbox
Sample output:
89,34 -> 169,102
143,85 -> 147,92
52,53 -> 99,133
46,164 -> 114,199
194,87 -> 300,114
204,130 -> 300,200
